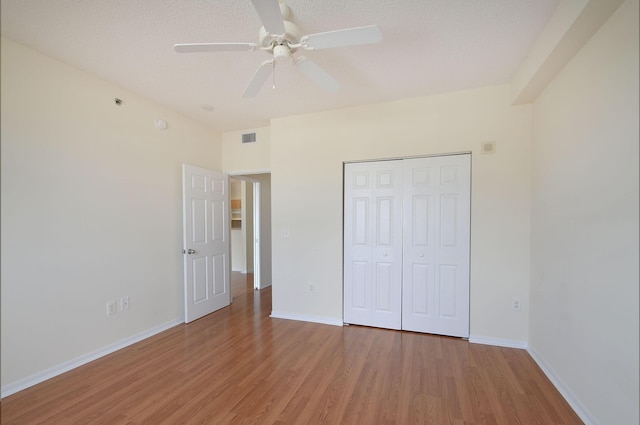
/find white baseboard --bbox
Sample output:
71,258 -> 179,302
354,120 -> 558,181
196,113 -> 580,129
527,345 -> 599,425
1,318 -> 183,399
270,311 -> 343,327
468,335 -> 529,349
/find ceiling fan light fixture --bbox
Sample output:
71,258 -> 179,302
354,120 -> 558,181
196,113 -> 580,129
273,44 -> 290,62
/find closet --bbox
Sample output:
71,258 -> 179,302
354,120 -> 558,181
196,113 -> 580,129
343,154 -> 471,338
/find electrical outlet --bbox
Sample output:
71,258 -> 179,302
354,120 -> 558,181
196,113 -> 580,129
512,298 -> 521,311
106,301 -> 117,316
120,296 -> 130,311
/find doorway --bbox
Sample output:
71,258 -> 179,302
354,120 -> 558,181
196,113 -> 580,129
229,173 -> 272,297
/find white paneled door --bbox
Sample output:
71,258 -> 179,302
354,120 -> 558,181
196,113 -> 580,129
402,155 -> 470,337
344,154 -> 471,338
182,164 -> 231,323
343,160 -> 403,330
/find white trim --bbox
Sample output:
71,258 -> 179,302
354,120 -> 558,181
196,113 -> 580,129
468,335 -> 529,349
227,169 -> 271,176
1,318 -> 183,398
343,151 -> 472,165
270,311 -> 344,327
527,345 -> 599,425
253,180 -> 261,290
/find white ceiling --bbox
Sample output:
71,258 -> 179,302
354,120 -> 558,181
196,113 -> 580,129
1,0 -> 559,133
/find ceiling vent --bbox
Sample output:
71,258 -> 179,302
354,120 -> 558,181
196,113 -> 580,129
242,132 -> 257,144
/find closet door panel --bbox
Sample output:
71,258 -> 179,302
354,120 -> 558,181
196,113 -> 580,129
344,169 -> 373,326
402,155 -> 470,337
344,161 -> 402,329
410,263 -> 432,315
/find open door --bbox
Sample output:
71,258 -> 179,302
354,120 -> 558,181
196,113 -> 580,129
182,164 -> 231,323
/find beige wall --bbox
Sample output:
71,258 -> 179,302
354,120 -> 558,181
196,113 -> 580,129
253,173 -> 272,288
270,85 -> 533,341
222,126 -> 271,173
529,1 -> 639,423
0,38 -> 222,389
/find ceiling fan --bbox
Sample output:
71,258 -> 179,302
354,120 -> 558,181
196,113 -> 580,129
174,0 -> 382,97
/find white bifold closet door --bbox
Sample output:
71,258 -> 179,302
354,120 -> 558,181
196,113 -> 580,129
343,160 -> 404,330
401,155 -> 471,337
344,154 -> 470,338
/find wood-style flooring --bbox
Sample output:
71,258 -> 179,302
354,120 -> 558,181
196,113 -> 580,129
1,272 -> 583,424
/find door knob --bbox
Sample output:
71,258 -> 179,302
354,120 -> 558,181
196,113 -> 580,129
383,252 -> 387,257
182,249 -> 196,254
419,253 -> 424,258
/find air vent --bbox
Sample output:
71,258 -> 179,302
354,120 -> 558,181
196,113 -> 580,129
242,132 -> 257,144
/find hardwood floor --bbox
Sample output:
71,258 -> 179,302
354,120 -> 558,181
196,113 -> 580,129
231,271 -> 255,300
1,278 -> 583,425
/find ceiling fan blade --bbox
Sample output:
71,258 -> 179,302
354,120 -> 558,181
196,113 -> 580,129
296,57 -> 341,92
250,0 -> 286,35
301,25 -> 382,50
174,43 -> 258,53
242,60 -> 274,97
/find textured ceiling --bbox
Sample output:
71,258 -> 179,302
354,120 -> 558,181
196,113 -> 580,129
1,0 -> 559,132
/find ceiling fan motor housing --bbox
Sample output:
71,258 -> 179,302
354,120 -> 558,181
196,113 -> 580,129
258,20 -> 301,50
